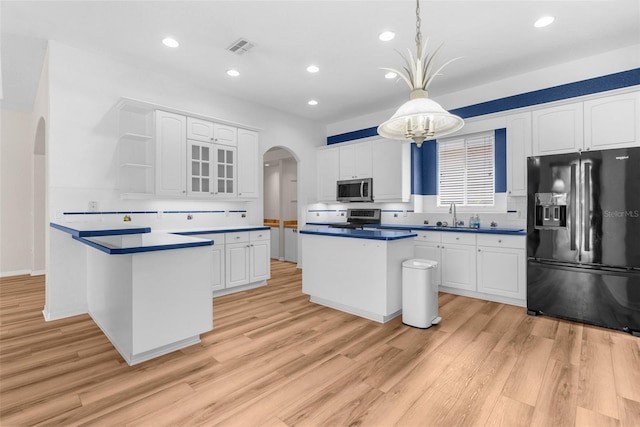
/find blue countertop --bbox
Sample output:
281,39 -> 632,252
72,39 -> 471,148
300,228 -> 417,241
305,222 -> 525,236
73,232 -> 214,255
51,222 -> 151,237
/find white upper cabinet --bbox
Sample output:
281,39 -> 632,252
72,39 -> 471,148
372,138 -> 411,202
187,117 -> 215,142
237,129 -> 259,198
214,123 -> 238,146
532,91 -> 640,156
584,91 -> 640,151
532,102 -> 584,155
155,111 -> 187,197
339,141 -> 372,179
506,112 -> 531,196
317,146 -> 340,202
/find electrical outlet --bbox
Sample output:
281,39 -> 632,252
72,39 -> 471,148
88,201 -> 98,212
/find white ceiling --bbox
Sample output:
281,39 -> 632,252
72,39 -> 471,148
2,0 -> 639,124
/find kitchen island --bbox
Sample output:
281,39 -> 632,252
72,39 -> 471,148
300,228 -> 416,323
48,223 -> 214,365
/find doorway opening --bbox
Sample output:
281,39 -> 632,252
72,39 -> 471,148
263,147 -> 298,264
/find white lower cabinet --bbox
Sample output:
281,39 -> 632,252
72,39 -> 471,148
440,233 -> 477,292
414,232 -> 442,286
225,231 -> 270,289
196,230 -> 270,294
249,230 -> 271,282
476,234 -> 526,300
413,230 -> 526,306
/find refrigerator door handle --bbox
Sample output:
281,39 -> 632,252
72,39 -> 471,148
570,163 -> 577,251
583,162 -> 591,252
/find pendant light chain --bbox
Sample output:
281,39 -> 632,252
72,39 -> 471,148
415,0 -> 422,53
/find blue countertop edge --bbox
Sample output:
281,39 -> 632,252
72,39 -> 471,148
300,228 -> 417,241
304,222 -> 525,236
51,222 -> 151,237
174,226 -> 270,235
72,235 -> 214,255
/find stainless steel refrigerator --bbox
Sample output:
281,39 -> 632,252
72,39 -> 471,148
527,147 -> 640,336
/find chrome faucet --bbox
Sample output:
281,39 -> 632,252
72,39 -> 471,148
449,203 -> 457,228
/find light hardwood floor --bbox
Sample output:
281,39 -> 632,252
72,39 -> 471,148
1,260 -> 639,426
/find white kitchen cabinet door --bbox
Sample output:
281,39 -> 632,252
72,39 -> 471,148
372,138 -> 411,202
441,243 -> 476,292
213,123 -> 238,146
506,112 -> 531,196
339,141 -> 372,179
210,244 -> 225,292
532,102 -> 583,155
155,111 -> 186,197
284,228 -> 298,263
213,145 -> 237,198
316,146 -> 340,202
187,140 -> 213,197
225,241 -> 250,288
237,129 -> 259,198
584,91 -> 640,151
477,246 -> 526,300
187,117 -> 215,142
250,239 -> 271,282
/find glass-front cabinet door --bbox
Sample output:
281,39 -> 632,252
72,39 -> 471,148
188,140 -> 212,197
214,145 -> 237,197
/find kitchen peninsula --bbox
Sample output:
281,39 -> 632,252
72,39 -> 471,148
48,222 -> 215,365
300,228 -> 416,322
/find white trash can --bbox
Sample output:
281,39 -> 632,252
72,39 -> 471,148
402,259 -> 441,328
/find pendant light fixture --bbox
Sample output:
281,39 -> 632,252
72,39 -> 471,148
377,0 -> 464,147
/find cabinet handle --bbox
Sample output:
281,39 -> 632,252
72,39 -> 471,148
478,249 -> 481,252
456,237 -> 460,240
498,239 -> 502,243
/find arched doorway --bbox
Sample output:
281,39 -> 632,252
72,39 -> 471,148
263,147 -> 299,263
32,117 -> 46,274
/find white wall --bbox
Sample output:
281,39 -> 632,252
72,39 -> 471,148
0,109 -> 33,275
46,41 -> 324,226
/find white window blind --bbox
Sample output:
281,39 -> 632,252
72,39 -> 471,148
437,132 -> 495,207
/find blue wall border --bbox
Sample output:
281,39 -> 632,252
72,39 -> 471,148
327,68 -> 640,145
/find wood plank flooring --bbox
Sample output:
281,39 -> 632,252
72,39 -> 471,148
1,260 -> 639,426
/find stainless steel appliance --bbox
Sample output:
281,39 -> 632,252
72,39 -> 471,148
329,208 -> 381,229
527,147 -> 640,336
336,178 -> 373,202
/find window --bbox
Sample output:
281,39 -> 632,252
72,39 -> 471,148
437,132 -> 495,207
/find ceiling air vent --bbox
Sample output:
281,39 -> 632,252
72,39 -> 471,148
227,38 -> 254,55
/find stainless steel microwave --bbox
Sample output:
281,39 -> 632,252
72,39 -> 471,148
336,178 -> 373,202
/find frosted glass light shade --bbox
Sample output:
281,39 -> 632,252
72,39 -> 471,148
377,97 -> 464,147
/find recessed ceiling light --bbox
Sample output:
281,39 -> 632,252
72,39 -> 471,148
307,65 -> 320,73
385,71 -> 398,79
264,163 -> 270,167
162,37 -> 179,48
226,69 -> 240,77
379,31 -> 396,41
534,16 -> 555,28
308,100 -> 318,106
